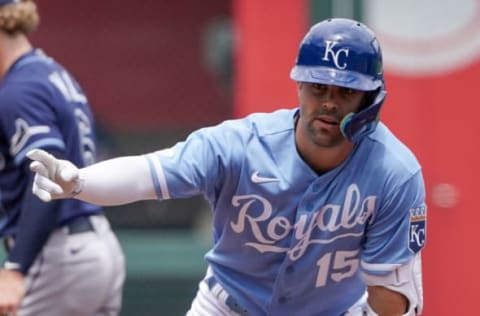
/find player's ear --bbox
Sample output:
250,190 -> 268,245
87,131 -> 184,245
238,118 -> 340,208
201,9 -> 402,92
296,81 -> 303,93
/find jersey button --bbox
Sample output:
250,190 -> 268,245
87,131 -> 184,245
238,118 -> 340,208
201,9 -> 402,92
278,296 -> 287,304
286,265 -> 294,273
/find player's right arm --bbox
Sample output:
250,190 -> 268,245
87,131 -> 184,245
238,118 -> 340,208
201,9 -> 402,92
27,149 -> 158,205
29,120 -> 242,206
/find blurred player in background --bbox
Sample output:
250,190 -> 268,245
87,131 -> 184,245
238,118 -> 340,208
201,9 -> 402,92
0,0 -> 125,315
27,18 -> 426,316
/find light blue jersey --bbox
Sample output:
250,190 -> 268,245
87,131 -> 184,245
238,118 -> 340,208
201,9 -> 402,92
145,108 -> 427,316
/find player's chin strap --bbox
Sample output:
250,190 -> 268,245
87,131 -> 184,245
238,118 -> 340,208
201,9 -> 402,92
340,89 -> 387,142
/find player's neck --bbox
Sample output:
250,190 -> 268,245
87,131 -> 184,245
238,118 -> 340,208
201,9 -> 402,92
305,144 -> 354,175
0,31 -> 32,79
295,130 -> 355,174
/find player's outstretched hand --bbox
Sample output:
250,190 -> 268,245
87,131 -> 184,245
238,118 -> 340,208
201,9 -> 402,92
27,149 -> 82,202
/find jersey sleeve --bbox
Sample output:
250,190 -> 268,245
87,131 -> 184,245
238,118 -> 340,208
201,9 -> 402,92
144,121 -> 243,203
5,171 -> 62,275
0,85 -> 66,166
361,169 -> 427,275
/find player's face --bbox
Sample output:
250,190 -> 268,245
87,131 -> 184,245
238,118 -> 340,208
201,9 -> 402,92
296,82 -> 366,147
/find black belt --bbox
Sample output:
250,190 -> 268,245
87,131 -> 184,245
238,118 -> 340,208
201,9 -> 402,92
206,275 -> 249,316
65,215 -> 95,235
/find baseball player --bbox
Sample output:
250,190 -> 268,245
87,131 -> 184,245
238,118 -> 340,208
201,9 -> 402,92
28,18 -> 426,315
0,1 -> 125,315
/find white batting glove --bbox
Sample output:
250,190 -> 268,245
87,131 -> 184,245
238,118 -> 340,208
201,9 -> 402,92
27,149 -> 82,202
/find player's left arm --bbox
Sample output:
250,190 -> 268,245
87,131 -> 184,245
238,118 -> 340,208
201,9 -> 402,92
361,170 -> 427,315
0,158 -> 63,313
0,89 -> 64,313
367,285 -> 409,315
364,252 -> 423,315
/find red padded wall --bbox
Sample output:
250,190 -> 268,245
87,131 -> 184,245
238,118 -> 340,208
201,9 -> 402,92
382,62 -> 480,315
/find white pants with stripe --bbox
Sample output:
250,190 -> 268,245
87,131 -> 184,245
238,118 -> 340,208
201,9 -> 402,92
18,215 -> 125,316
186,266 -> 367,316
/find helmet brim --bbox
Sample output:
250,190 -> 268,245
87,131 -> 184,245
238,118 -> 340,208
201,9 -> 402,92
290,66 -> 382,91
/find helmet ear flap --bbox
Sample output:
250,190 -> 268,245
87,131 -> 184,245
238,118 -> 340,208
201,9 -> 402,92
360,88 -> 381,111
340,89 -> 387,142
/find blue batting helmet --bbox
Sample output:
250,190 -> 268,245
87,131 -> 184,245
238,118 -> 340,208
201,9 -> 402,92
290,18 -> 386,142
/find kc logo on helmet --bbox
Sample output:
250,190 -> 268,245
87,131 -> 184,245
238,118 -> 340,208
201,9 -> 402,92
322,40 -> 350,69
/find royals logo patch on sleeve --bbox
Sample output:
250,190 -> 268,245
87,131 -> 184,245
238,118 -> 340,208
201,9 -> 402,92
409,205 -> 427,253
